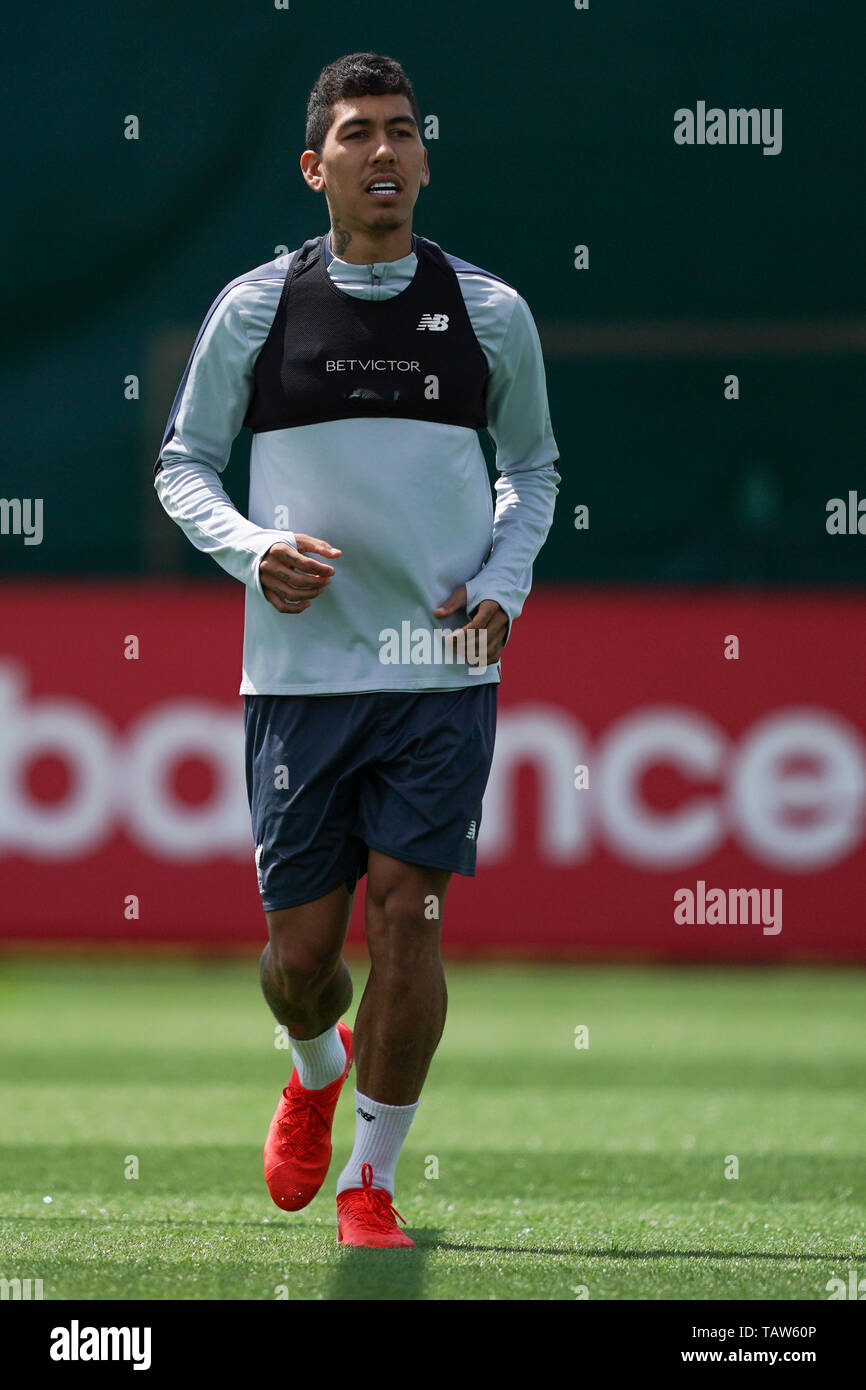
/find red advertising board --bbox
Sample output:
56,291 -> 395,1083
1,582 -> 864,957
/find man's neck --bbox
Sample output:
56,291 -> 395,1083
328,223 -> 415,264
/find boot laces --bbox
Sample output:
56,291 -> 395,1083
276,1084 -> 333,1158
341,1163 -> 407,1229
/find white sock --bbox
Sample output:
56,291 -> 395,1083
289,1024 -> 346,1090
335,1090 -> 418,1198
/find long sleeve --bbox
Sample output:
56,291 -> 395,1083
155,457 -> 295,596
153,275 -> 294,597
463,293 -> 561,628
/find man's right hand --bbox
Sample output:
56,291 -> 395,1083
259,535 -> 341,614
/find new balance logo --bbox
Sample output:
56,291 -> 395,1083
466,820 -> 477,840
416,313 -> 449,331
357,1107 -> 376,1122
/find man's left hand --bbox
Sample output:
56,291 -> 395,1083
433,586 -> 509,667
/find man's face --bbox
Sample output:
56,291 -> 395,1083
302,94 -> 429,234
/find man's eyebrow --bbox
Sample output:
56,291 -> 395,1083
337,114 -> 417,133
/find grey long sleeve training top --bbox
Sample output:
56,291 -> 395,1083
154,231 -> 561,694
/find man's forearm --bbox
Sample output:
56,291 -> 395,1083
154,458 -> 294,594
464,458 -> 561,621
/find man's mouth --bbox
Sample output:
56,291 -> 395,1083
365,179 -> 401,199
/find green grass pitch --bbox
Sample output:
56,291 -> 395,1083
0,955 -> 864,1301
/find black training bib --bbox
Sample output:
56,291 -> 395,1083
244,232 -> 489,433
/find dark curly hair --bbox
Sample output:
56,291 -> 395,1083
305,52 -> 422,155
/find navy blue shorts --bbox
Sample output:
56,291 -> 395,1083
244,685 -> 498,912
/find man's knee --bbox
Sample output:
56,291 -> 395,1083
262,886 -> 353,983
263,935 -> 342,988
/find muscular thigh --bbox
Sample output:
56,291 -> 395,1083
266,883 -> 354,976
365,850 -> 452,964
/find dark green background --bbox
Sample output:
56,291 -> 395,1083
2,0 -> 862,584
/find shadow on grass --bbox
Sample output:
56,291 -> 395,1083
4,1216 -> 861,1268
423,1241 -> 860,1261
328,1227 -> 443,1300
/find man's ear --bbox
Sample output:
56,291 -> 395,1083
300,151 -> 324,192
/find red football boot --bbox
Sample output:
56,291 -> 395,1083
264,1021 -> 353,1211
336,1163 -> 415,1248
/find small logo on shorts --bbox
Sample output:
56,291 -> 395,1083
466,820 -> 477,840
357,1107 -> 376,1122
255,843 -> 265,893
